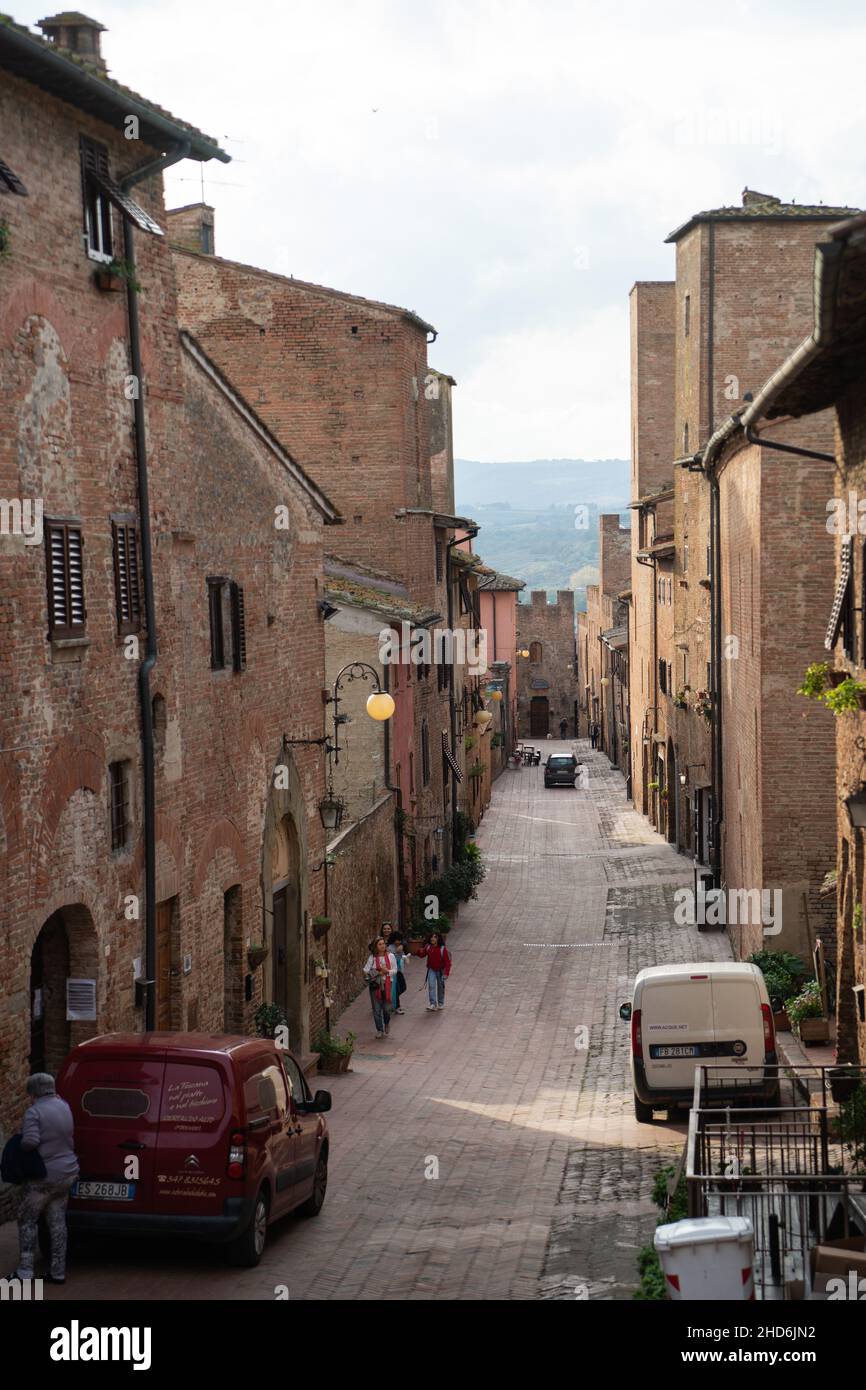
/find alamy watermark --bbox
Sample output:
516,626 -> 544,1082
378,621 -> 487,676
0,497 -> 43,544
674,886 -> 782,935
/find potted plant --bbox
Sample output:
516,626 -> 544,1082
312,954 -> 329,980
94,257 -> 142,293
694,689 -> 713,722
246,940 -> 269,971
468,760 -> 484,780
254,1001 -> 289,1040
786,978 -> 829,1043
748,949 -> 808,1030
673,686 -> 690,710
829,1059 -> 862,1105
464,734 -> 476,751
312,1028 -> 356,1074
648,779 -> 659,792
311,914 -> 331,941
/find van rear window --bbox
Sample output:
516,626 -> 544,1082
82,1087 -> 150,1119
159,1065 -> 225,1127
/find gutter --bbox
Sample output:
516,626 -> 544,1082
121,144 -> 191,1030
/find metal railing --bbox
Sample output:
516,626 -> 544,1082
684,1065 -> 866,1299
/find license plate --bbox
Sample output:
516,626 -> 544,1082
652,1045 -> 698,1058
72,1181 -> 136,1200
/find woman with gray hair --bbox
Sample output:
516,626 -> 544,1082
14,1073 -> 79,1284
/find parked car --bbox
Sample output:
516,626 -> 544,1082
544,753 -> 579,788
619,962 -> 778,1122
55,1032 -> 331,1266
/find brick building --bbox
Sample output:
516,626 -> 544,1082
736,212 -> 866,1061
517,589 -> 577,740
0,13 -> 346,1135
626,188 -> 854,964
475,562 -> 524,774
582,515 -> 630,769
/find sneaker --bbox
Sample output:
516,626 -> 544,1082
374,1031 -> 384,1040
395,1008 -> 405,1015
426,1004 -> 437,1011
437,1003 -> 445,1010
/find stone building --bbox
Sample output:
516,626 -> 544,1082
583,515 -> 630,769
517,589 -> 577,739
734,212 -> 866,1060
0,13 -> 344,1131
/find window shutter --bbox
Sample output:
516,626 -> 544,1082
208,579 -> 225,669
113,520 -> 141,633
0,155 -> 28,196
66,978 -> 97,1022
46,522 -> 86,638
826,537 -> 853,651
231,582 -> 247,671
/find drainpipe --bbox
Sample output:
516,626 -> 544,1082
447,528 -> 478,860
120,143 -> 190,1030
382,662 -> 406,931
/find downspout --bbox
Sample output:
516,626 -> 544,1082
382,662 -> 406,930
447,528 -> 478,859
120,142 -> 190,1030
706,221 -> 723,888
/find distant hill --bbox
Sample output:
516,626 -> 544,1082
455,458 -> 630,610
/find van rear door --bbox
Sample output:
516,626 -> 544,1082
710,972 -> 765,1086
152,1059 -> 232,1216
59,1054 -> 164,1215
642,973 -> 714,1093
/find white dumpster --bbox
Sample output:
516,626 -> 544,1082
654,1216 -> 755,1300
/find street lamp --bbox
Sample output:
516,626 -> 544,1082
520,648 -> 530,658
318,790 -> 346,833
844,786 -> 866,830
367,690 -> 396,721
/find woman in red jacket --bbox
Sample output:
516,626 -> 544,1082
421,931 -> 451,1011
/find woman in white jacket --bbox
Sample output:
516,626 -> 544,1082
363,936 -> 397,1039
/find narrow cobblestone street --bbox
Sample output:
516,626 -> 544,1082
0,741 -> 731,1301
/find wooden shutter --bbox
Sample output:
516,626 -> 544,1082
826,537 -> 853,651
112,520 -> 142,634
45,521 -> 85,638
208,579 -> 225,669
231,582 -> 247,671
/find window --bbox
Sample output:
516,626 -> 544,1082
80,136 -> 113,261
80,134 -> 164,263
682,651 -> 689,687
207,578 -> 226,669
421,720 -> 430,786
281,1055 -> 307,1106
683,543 -> 689,574
111,517 -> 141,634
683,421 -> 690,454
435,540 -> 443,583
45,519 -> 86,638
529,641 -> 542,663
458,574 -> 472,615
109,759 -> 131,850
658,658 -> 667,695
207,578 -> 246,671
684,293 -> 690,337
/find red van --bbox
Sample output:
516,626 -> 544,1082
55,1032 -> 331,1266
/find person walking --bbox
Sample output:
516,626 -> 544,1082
389,931 -> 409,1014
12,1073 -> 79,1285
363,936 -> 397,1039
559,717 -> 568,739
420,931 -> 451,1011
590,721 -> 599,749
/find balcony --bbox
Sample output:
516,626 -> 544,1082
684,1064 -> 866,1299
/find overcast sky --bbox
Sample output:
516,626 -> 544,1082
16,0 -> 866,461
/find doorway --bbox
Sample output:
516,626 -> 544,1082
530,696 -> 549,737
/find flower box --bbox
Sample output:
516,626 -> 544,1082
797,1017 -> 830,1044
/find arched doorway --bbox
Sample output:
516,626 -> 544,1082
270,815 -> 303,1049
30,906 -> 98,1074
530,696 -> 549,737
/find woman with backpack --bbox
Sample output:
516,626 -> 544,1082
363,936 -> 397,1039
420,931 -> 451,1011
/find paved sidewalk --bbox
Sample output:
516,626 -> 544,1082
0,740 -> 731,1300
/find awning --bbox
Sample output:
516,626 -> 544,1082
441,734 -> 462,782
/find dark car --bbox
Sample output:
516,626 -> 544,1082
56,1032 -> 331,1267
544,753 -> 579,788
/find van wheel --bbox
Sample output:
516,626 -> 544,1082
633,1094 -> 655,1123
227,1188 -> 269,1268
298,1152 -> 328,1218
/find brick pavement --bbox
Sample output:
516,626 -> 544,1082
0,740 -> 731,1300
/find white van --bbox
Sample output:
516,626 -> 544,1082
619,962 -> 778,1122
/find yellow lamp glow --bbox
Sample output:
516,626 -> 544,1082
366,691 -> 395,721
520,649 -> 530,658
475,709 -> 493,728
489,689 -> 503,702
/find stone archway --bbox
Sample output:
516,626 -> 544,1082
30,904 -> 99,1075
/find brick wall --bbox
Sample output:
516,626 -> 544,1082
324,793 -> 398,1025
517,590 -> 577,738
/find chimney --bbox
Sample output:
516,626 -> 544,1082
742,188 -> 781,208
38,13 -> 108,71
166,204 -> 216,256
